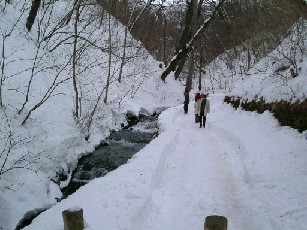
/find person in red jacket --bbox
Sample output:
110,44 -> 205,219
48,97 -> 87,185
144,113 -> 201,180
195,92 -> 201,101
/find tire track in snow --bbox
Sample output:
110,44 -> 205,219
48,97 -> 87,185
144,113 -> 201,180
132,107 -> 182,229
133,104 -> 268,229
204,125 -> 266,230
208,123 -> 251,184
207,123 -> 274,229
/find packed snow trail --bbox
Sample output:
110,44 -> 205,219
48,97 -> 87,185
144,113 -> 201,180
133,96 -> 268,230
24,94 -> 307,230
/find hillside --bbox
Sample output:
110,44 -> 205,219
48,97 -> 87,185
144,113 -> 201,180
98,0 -> 307,67
199,19 -> 307,133
0,1 -> 183,229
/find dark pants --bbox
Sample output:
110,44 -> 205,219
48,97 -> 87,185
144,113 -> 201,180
184,103 -> 188,114
199,113 -> 206,127
195,114 -> 199,123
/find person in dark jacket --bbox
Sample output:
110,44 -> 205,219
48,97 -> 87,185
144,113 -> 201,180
196,93 -> 210,128
194,93 -> 201,123
183,92 -> 189,114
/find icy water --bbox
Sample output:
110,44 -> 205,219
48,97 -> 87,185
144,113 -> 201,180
61,115 -> 159,198
15,115 -> 159,230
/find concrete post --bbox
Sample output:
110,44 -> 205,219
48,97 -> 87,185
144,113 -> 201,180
204,215 -> 227,230
62,207 -> 85,230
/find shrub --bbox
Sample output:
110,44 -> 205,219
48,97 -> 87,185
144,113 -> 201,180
224,96 -> 307,133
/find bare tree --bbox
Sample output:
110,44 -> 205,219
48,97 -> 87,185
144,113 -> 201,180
72,0 -> 81,118
118,0 -> 155,83
0,5 -> 28,107
17,39 -> 43,115
18,0 -> 111,126
184,0 -> 202,93
21,61 -> 71,125
103,12 -> 112,104
0,107 -> 41,181
161,0 -> 226,82
16,2 -> 77,125
275,19 -> 307,79
26,0 -> 42,31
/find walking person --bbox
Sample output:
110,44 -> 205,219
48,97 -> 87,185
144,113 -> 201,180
197,93 -> 210,128
183,91 -> 189,114
194,92 -> 201,123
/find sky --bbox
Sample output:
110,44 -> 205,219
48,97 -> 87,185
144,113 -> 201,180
0,1 -> 306,230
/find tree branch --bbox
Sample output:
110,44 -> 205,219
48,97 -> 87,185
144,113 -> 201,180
26,0 -> 42,31
161,0 -> 225,81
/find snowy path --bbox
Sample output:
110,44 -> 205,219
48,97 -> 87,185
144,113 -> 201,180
24,95 -> 307,230
133,99 -> 266,230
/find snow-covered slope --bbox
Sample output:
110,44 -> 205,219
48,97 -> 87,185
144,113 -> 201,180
229,20 -> 307,103
0,1 -> 183,229
202,19 -> 307,103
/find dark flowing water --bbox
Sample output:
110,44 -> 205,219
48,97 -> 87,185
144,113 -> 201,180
61,114 -> 159,198
16,114 -> 159,229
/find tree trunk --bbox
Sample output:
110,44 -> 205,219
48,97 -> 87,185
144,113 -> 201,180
198,49 -> 204,91
174,0 -> 196,80
0,36 -> 5,107
161,0 -> 226,81
174,58 -> 186,80
184,0 -> 198,93
72,0 -> 81,118
26,0 -> 41,31
161,46 -> 193,81
104,12 -> 112,104
185,49 -> 194,93
163,16 -> 167,66
118,0 -> 154,83
118,26 -> 127,83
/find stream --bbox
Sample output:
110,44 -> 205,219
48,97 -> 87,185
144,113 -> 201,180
16,113 -> 159,230
61,114 -> 159,198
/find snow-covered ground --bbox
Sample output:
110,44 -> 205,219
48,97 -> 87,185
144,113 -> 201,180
203,19 -> 307,103
0,2 -> 183,229
24,94 -> 307,230
1,1 -> 307,229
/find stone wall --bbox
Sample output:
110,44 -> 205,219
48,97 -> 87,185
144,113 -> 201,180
224,96 -> 307,133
